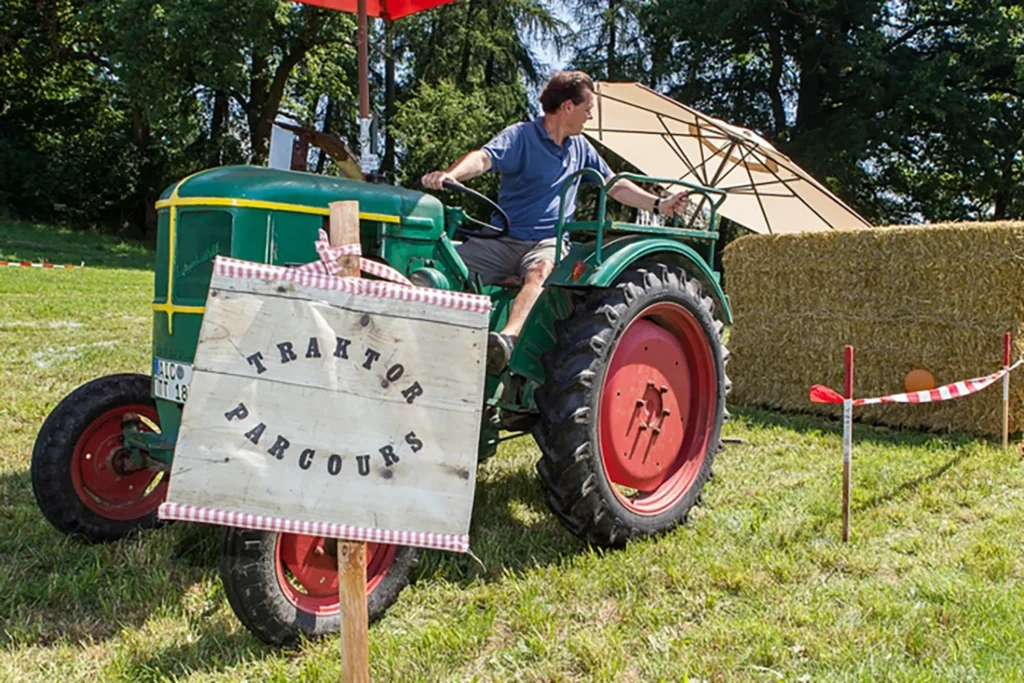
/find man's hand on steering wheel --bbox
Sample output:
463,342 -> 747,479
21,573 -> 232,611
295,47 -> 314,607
418,170 -> 511,238
422,171 -> 457,191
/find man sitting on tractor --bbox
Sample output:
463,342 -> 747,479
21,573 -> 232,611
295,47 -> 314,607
422,70 -> 689,374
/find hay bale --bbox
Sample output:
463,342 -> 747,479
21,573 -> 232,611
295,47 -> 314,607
722,221 -> 1024,435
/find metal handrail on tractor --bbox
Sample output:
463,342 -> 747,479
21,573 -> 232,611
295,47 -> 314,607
553,171 -> 728,268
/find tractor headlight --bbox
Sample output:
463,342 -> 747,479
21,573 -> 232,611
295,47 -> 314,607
408,267 -> 451,290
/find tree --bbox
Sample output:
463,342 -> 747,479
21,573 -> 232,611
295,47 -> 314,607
0,0 -> 361,236
568,0 -> 649,83
629,0 -> 1024,224
385,0 -> 564,192
875,0 -> 1023,221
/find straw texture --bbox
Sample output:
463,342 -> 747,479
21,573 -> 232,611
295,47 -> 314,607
722,222 -> 1024,435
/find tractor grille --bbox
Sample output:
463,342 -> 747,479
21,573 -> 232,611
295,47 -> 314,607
174,210 -> 232,303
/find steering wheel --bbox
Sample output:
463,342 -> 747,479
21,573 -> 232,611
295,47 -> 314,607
438,179 -> 511,239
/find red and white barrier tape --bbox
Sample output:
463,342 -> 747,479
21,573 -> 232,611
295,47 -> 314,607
811,357 -> 1024,406
0,261 -> 83,270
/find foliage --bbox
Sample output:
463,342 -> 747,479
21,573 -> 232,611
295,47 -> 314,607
593,0 -> 1024,224
1,0 -> 1021,237
0,0 -> 359,238
390,79 -> 505,193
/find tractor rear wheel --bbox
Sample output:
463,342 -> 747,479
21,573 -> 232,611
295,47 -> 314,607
31,373 -> 169,543
220,528 -> 418,646
533,263 -> 728,548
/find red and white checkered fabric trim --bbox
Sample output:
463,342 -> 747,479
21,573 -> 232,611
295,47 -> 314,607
810,358 -> 1024,406
214,255 -> 490,313
310,229 -> 412,286
0,261 -> 82,269
159,503 -> 469,552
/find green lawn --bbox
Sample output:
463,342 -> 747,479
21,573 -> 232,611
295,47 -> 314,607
2,220 -> 1024,681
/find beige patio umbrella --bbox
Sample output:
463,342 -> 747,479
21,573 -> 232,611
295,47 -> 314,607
585,82 -> 872,234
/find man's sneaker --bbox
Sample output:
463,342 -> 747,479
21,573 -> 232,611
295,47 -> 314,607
486,332 -> 516,375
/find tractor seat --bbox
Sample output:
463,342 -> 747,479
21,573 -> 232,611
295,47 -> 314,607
493,275 -> 523,289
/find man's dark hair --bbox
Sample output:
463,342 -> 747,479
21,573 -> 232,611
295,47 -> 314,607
539,71 -> 595,114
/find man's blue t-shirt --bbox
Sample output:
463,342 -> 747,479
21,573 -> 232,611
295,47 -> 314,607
483,117 -> 612,241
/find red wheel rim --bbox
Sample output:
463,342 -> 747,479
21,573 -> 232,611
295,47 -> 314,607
69,404 -> 168,521
275,535 -> 399,615
598,302 -> 717,515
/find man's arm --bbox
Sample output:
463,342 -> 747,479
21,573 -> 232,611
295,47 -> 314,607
422,150 -> 492,190
608,178 -> 688,218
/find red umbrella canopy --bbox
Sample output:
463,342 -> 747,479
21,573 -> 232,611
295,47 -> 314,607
293,0 -> 456,21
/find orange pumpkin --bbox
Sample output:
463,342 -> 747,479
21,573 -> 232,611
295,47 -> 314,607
905,368 -> 936,392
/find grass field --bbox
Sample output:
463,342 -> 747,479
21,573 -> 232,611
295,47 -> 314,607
2,219 -> 1024,681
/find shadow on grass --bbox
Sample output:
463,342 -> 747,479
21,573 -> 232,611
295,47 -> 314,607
0,443 -> 588,659
415,447 -> 589,586
856,449 -> 969,513
118,628 -> 268,680
0,220 -> 154,271
728,406 -> 980,542
777,449 -> 972,544
0,468 -> 222,646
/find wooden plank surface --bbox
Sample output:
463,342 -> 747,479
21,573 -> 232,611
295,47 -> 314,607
195,279 -> 484,411
167,230 -> 487,539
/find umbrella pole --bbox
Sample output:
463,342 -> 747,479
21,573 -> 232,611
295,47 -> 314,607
357,0 -> 378,175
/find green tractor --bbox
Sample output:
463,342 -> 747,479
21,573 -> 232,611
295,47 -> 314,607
31,165 -> 731,645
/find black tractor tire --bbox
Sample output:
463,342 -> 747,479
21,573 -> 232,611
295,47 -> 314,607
220,528 -> 419,646
31,373 -> 169,543
533,263 -> 730,548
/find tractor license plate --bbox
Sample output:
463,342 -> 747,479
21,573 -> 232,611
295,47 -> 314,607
153,358 -> 193,404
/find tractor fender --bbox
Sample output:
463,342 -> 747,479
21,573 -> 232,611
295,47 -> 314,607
508,236 -> 731,384
546,235 -> 732,323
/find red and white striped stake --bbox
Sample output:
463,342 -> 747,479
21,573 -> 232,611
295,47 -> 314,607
1003,333 -> 1011,449
842,345 -> 854,543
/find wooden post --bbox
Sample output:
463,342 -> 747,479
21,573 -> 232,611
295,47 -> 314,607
328,200 -> 370,683
1003,332 -> 1011,449
842,345 -> 854,544
338,541 -> 369,683
329,201 -> 361,276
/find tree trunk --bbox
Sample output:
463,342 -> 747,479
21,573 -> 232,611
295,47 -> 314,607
992,155 -> 1013,219
210,89 -> 229,166
129,104 -> 159,240
248,50 -> 271,164
247,44 -> 310,166
316,96 -> 334,174
794,32 -> 824,131
485,54 -> 496,87
457,0 -> 479,87
765,24 -> 786,135
420,14 -> 442,82
606,0 -> 617,80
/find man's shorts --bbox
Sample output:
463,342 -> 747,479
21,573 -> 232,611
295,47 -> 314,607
456,236 -> 569,286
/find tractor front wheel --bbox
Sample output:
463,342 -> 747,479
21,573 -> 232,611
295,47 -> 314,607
534,263 -> 728,548
220,528 -> 418,646
31,373 -> 169,543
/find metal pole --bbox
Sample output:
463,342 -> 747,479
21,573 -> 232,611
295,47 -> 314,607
358,0 -> 369,120
842,345 -> 854,543
356,0 -> 378,175
1004,332 -> 1011,449
383,22 -> 395,181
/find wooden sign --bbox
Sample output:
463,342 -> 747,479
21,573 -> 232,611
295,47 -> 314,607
159,255 -> 490,552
